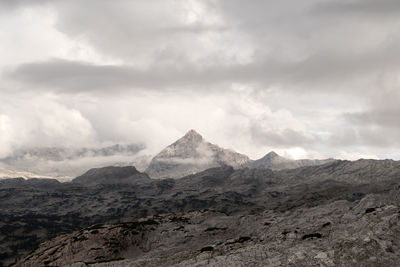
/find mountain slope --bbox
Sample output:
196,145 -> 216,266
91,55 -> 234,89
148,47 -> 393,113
145,130 -> 250,178
72,166 -> 151,186
245,151 -> 335,170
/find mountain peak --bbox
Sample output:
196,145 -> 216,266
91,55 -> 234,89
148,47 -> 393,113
145,129 -> 250,179
265,151 -> 279,158
256,151 -> 282,163
180,129 -> 203,143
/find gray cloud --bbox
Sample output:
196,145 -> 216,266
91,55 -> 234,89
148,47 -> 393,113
0,0 -> 50,10
313,0 -> 400,17
6,59 -> 235,92
250,127 -> 318,148
2,0 -> 400,160
8,41 -> 400,94
346,109 -> 400,129
5,0 -> 400,94
338,91 -> 400,148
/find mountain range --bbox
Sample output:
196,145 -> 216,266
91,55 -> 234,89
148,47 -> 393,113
0,129 -> 334,180
145,129 -> 335,179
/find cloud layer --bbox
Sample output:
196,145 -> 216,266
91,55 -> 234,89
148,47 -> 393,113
1,0 -> 400,161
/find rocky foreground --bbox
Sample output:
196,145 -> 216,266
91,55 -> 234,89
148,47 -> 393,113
2,159 -> 400,266
17,193 -> 400,266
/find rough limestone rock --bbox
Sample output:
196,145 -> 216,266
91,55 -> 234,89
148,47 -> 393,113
4,159 -> 400,266
17,192 -> 400,267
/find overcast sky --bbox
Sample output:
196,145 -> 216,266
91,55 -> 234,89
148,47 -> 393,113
1,0 -> 400,160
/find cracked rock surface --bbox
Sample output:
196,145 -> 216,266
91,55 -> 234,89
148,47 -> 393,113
18,193 -> 400,266
3,158 -> 400,266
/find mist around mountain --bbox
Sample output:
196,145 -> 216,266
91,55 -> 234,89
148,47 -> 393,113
0,144 -> 150,181
0,167 -> 53,180
145,130 -> 251,179
145,130 -> 335,179
0,130 -> 335,181
243,151 -> 336,170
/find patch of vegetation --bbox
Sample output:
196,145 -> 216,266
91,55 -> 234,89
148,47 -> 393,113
281,230 -> 290,236
85,258 -> 125,264
200,246 -> 214,252
87,224 -> 106,231
205,227 -> 228,232
73,235 -> 89,242
386,246 -> 395,253
226,236 -> 252,245
117,219 -> 159,233
302,233 -> 322,240
140,219 -> 159,226
0,252 -> 9,260
365,208 -> 376,214
322,222 -> 331,228
170,216 -> 190,223
237,236 -> 251,243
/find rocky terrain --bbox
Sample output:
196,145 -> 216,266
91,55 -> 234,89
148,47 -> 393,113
17,194 -> 400,267
1,158 -> 400,266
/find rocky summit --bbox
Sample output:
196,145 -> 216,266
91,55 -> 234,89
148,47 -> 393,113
145,130 -> 251,179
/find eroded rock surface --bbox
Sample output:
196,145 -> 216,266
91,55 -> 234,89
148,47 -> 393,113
17,193 -> 400,267
3,159 -> 400,266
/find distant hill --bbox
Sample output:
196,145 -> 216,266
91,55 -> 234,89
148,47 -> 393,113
243,151 -> 335,170
72,166 -> 151,186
